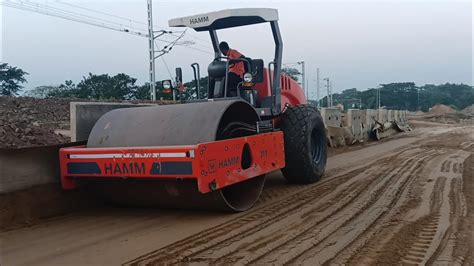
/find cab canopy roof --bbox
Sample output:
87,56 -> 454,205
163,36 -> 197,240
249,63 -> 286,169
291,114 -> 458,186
168,8 -> 278,32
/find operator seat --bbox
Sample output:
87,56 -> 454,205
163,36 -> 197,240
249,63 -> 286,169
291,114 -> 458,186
208,61 -> 227,98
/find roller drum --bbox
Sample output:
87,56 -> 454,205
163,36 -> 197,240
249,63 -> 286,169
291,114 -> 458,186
86,100 -> 266,212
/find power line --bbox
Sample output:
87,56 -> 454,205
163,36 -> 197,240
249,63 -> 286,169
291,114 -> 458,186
4,0 -> 214,100
57,1 -> 186,34
157,38 -> 213,55
56,1 -> 213,50
18,1 -> 145,32
58,1 -> 147,27
169,31 -> 212,46
7,0 -> 214,52
1,1 -> 147,37
180,45 -> 214,55
2,0 -> 214,55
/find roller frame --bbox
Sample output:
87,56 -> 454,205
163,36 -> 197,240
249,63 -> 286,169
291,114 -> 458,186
60,131 -> 285,194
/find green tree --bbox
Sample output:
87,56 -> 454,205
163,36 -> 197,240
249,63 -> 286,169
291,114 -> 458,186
182,76 -> 209,100
25,85 -> 59,98
0,63 -> 28,96
75,73 -> 137,100
133,83 -> 152,100
48,80 -> 78,98
325,82 -> 473,111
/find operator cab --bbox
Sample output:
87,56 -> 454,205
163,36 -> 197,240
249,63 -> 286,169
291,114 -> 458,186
169,8 -> 283,115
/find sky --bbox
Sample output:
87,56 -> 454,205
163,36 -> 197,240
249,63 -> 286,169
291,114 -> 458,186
1,0 -> 473,99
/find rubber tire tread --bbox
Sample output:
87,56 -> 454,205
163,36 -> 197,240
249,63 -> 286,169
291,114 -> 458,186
280,104 -> 327,184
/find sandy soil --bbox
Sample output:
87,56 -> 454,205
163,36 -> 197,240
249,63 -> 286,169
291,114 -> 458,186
0,123 -> 472,265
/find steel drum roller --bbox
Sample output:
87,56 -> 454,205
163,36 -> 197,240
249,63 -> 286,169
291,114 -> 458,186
86,100 -> 265,211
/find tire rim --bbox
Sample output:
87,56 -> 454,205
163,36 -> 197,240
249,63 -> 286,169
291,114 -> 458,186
310,127 -> 324,164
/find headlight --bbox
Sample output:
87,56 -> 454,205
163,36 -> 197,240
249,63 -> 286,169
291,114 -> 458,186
163,80 -> 171,89
243,73 -> 253,83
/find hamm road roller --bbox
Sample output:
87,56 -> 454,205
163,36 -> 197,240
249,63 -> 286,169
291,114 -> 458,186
59,8 -> 327,211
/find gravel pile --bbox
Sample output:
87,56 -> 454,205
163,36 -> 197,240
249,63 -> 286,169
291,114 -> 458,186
0,97 -> 71,148
0,97 -> 175,149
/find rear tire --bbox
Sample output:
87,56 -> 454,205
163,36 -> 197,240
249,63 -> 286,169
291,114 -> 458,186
280,104 -> 327,184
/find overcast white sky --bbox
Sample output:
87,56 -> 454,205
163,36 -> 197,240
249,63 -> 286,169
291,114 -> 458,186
1,0 -> 472,98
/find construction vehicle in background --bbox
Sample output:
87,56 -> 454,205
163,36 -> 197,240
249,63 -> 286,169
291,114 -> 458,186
59,8 -> 327,212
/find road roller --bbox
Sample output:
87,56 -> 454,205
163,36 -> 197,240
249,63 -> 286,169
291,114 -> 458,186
59,8 -> 327,212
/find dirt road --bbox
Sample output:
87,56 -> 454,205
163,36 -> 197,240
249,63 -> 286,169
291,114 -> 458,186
1,123 -> 472,265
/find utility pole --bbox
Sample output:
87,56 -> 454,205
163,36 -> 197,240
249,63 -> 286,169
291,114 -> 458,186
323,78 -> 331,107
330,81 -> 333,107
306,80 -> 309,101
298,61 -> 306,99
378,86 -> 381,109
417,87 -> 420,110
147,0 -> 156,101
316,68 -> 320,108
375,85 -> 382,109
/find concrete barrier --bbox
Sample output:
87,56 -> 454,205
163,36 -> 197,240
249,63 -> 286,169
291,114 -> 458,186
387,110 -> 394,122
377,109 -> 388,123
393,110 -> 399,123
361,109 -> 377,139
71,102 -> 157,142
346,109 -> 363,141
401,110 -> 407,123
326,126 -> 353,147
320,108 -> 342,127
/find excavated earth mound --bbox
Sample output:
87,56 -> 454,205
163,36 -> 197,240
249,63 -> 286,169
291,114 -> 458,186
0,97 -> 71,148
0,97 -> 173,149
429,104 -> 456,115
462,105 -> 474,115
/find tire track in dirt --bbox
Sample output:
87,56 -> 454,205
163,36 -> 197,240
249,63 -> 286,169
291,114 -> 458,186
365,149 -> 471,265
454,154 -> 474,265
202,151 -> 430,265
400,177 -> 446,265
282,151 -> 439,265
126,148 -> 434,265
327,150 -> 441,265
429,153 -> 470,265
125,166 -> 367,265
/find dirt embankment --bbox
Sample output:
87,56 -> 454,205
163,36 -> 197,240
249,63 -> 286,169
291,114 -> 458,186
429,104 -> 457,115
0,97 -> 71,148
409,104 -> 473,124
0,96 -> 174,149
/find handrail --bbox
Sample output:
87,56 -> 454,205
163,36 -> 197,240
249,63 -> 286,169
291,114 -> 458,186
191,63 -> 201,99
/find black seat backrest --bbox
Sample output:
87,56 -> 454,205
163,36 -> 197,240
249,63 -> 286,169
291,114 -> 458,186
208,61 -> 227,98
208,61 -> 227,79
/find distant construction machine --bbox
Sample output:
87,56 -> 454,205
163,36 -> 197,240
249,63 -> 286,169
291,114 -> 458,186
59,8 -> 327,211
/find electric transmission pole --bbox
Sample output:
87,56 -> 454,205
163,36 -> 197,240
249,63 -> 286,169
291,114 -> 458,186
316,68 -> 320,108
147,0 -> 156,101
298,61 -> 306,99
377,86 -> 381,109
330,81 -> 333,107
323,78 -> 331,108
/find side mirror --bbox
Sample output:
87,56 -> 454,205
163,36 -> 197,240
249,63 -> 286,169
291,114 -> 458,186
175,67 -> 183,83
